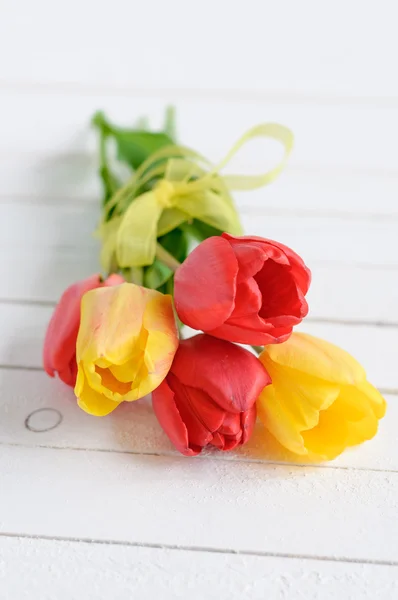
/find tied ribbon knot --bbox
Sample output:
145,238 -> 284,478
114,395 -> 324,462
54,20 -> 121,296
154,179 -> 176,209
98,123 -> 294,271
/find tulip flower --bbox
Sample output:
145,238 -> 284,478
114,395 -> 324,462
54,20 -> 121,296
75,282 -> 179,416
43,273 -> 124,386
174,233 -> 310,345
152,334 -> 271,456
257,332 -> 386,460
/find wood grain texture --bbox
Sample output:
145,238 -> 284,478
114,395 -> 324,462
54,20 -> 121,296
0,365 -> 395,471
0,302 -> 395,388
1,92 -> 398,172
3,202 -> 397,268
1,444 -> 397,562
1,1 -> 397,595
2,254 -> 397,324
1,535 -> 398,600
3,158 -> 398,218
0,0 -> 397,100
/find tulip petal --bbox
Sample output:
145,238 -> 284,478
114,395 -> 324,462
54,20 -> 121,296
212,431 -> 243,451
255,260 -> 307,319
227,243 -> 268,281
223,233 -> 289,264
358,380 -> 387,419
76,367 -> 122,416
168,374 -> 214,448
43,274 -> 102,381
223,233 -> 311,295
301,385 -> 380,460
273,240 -> 311,295
265,332 -> 366,386
136,293 -> 179,398
208,321 -> 292,345
182,385 -> 226,434
152,379 -> 200,456
103,274 -> 125,287
218,412 -> 242,437
75,283 -> 178,414
171,334 -> 271,413
257,360 -> 341,455
258,333 -> 386,460
241,405 -> 257,445
174,236 -> 238,330
230,278 -> 262,319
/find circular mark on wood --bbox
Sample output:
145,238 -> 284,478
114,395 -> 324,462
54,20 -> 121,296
25,408 -> 63,433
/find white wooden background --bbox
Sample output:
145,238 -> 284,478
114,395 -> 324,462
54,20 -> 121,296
1,1 -> 398,598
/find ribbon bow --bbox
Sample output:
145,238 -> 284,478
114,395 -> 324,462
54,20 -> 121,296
98,123 -> 294,271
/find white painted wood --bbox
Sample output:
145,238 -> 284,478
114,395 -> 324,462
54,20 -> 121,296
1,444 -> 397,562
0,302 -> 395,388
2,202 -> 397,268
2,92 -> 398,172
3,158 -> 398,218
0,0 -> 397,100
1,248 -> 99,303
242,214 -> 398,268
0,365 -> 394,471
1,1 -> 397,590
2,253 -> 397,324
1,536 -> 397,600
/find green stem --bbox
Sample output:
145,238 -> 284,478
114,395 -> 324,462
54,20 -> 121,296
156,243 -> 181,272
252,345 -> 263,355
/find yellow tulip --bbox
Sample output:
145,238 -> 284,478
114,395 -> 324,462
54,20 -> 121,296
75,283 -> 179,416
258,332 -> 386,460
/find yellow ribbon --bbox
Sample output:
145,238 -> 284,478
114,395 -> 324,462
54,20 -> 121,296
98,123 -> 294,270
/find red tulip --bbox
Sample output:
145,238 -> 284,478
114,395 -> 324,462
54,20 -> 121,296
174,233 -> 311,345
43,273 -> 124,386
152,334 -> 271,456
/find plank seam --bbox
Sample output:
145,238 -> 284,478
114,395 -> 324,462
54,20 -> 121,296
0,531 -> 397,568
1,440 -> 398,474
0,363 -> 397,396
2,79 -> 398,108
2,298 -> 398,329
2,192 -> 398,222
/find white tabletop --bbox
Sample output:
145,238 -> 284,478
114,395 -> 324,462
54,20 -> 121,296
1,2 -> 398,598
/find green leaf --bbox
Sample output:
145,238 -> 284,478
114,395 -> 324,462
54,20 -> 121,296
114,130 -> 174,170
92,112 -> 122,206
143,259 -> 173,290
92,110 -> 175,171
183,219 -> 224,242
158,228 -> 189,263
99,165 -> 120,206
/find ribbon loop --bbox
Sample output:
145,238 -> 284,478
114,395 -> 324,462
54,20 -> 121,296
99,122 -> 294,271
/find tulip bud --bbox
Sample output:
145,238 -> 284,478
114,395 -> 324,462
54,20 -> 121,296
75,283 -> 179,416
43,273 -> 124,386
174,233 -> 310,345
152,334 -> 271,455
257,332 -> 386,460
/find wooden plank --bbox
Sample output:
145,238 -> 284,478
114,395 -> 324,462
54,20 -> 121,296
1,92 -> 398,171
242,214 -> 398,268
0,248 -> 100,303
3,158 -> 398,217
2,202 -> 397,268
1,253 -> 396,324
1,535 -> 398,600
1,444 -> 397,562
0,302 -> 395,388
0,365 -> 394,471
0,1 -> 397,99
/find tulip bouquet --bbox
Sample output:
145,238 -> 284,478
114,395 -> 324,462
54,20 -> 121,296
44,109 -> 386,462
